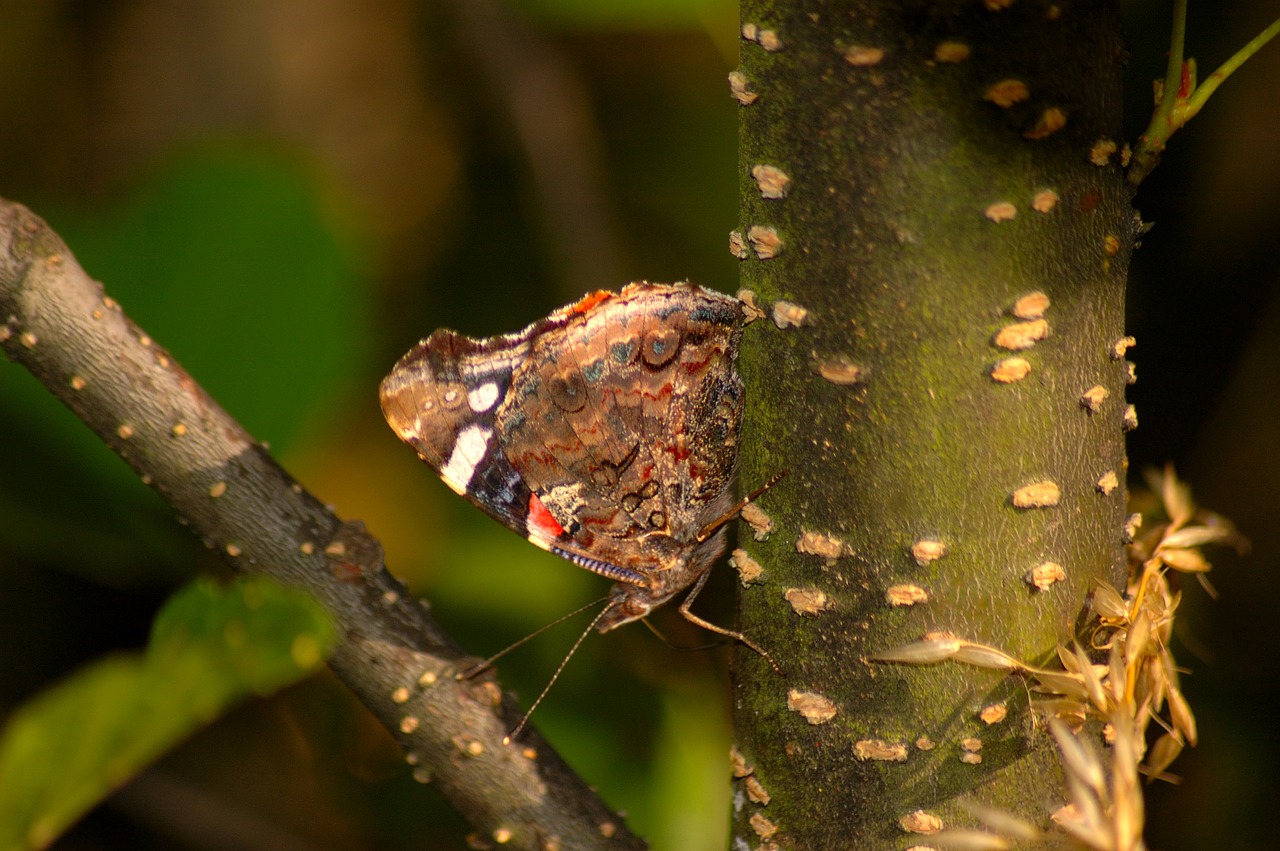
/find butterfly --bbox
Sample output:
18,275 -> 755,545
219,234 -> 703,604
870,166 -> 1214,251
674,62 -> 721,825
379,282 -> 777,670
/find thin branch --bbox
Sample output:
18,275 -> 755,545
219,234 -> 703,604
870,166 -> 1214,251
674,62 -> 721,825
1129,2 -> 1280,185
0,198 -> 644,851
1181,16 -> 1280,120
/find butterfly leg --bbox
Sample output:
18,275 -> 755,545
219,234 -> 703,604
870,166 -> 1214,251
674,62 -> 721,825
678,567 -> 784,675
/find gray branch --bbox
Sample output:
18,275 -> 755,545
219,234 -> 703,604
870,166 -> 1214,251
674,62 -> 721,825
0,198 -> 644,851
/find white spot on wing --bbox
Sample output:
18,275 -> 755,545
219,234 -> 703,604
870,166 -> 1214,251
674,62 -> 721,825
468,382 -> 500,412
440,424 -> 491,495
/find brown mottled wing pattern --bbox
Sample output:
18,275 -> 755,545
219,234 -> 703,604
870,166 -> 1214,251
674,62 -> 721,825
496,283 -> 744,574
380,282 -> 744,598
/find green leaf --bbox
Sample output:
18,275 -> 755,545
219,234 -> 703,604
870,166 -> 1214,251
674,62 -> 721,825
39,144 -> 369,453
0,576 -> 335,850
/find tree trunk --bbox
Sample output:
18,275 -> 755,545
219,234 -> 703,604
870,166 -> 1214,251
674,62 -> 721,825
732,2 -> 1133,846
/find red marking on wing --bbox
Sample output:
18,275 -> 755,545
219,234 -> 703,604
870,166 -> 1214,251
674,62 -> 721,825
569,290 -> 613,315
665,444 -> 691,461
681,351 -> 717,373
527,492 -> 567,539
617,383 -> 674,403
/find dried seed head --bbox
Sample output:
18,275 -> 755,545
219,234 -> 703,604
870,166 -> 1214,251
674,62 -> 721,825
953,643 -> 1021,670
994,319 -> 1048,350
1011,480 -> 1060,508
787,689 -> 838,724
991,357 -> 1032,383
751,164 -> 791,199
873,634 -> 960,664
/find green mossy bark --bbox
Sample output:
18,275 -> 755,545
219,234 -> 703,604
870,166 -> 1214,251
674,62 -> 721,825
732,2 -> 1132,847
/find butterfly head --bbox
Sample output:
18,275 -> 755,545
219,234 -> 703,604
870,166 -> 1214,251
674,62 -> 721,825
595,525 -> 730,633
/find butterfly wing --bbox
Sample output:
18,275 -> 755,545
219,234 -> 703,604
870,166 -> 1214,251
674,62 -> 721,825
496,283 -> 744,576
380,283 -> 744,594
379,321 -> 545,538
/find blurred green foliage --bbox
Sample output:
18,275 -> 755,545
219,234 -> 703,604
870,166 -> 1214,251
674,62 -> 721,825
0,576 -> 334,850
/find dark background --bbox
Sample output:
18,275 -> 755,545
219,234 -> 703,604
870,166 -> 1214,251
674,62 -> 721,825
1,1 -> 1276,848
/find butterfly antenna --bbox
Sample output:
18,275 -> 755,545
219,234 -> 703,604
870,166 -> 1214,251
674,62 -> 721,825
695,470 -> 788,543
504,599 -> 617,745
458,595 -> 611,680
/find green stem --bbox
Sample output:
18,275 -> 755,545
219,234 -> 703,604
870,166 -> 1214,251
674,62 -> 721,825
1158,0 -> 1189,120
1181,15 -> 1280,122
1130,3 -> 1280,185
